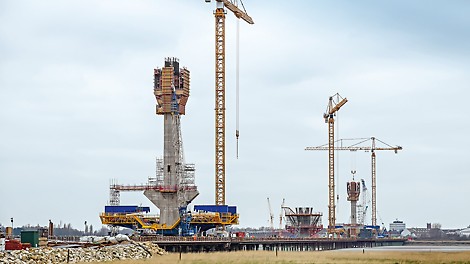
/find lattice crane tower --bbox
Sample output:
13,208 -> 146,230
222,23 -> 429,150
323,93 -> 348,234
206,0 -> 254,206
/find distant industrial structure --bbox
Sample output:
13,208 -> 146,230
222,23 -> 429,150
390,220 -> 406,233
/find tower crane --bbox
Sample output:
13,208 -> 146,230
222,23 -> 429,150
279,198 -> 285,229
320,93 -> 348,234
205,0 -> 254,206
267,197 -> 274,230
305,137 -> 402,226
279,198 -> 285,237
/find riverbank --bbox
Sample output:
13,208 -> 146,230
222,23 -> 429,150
101,249 -> 470,264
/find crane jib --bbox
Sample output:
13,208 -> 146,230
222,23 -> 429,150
222,0 -> 254,24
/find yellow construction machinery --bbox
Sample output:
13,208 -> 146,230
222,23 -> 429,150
100,210 -> 238,234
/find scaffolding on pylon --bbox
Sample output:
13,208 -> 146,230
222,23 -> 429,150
108,157 -> 197,203
109,179 -> 120,206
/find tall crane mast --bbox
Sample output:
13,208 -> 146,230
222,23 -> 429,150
205,0 -> 254,206
279,198 -> 285,237
267,197 -> 274,230
305,137 -> 402,226
322,93 -> 348,234
279,198 -> 285,229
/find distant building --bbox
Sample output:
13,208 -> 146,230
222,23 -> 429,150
408,227 -> 431,239
408,226 -> 449,240
459,228 -> 470,237
390,220 -> 406,232
406,223 -> 469,240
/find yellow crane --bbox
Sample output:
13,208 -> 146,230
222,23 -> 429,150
306,137 -> 402,227
318,93 -> 348,234
205,0 -> 254,206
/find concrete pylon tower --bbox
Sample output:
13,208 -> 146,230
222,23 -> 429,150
347,173 -> 361,226
144,58 -> 199,227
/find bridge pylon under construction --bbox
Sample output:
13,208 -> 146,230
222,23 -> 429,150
143,57 -> 199,227
101,58 -> 238,235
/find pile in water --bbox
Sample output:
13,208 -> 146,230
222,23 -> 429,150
0,242 -> 165,263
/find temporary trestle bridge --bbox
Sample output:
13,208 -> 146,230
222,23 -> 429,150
134,237 -> 407,252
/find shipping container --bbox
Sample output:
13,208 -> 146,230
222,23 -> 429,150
21,230 -> 39,247
194,205 -> 237,214
104,205 -> 150,214
5,240 -> 22,250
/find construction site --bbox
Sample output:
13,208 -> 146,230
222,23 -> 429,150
96,1 -> 403,243
1,0 -> 416,253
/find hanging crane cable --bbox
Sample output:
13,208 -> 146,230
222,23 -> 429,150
336,108 -> 340,219
236,15 -> 240,159
350,148 -> 357,179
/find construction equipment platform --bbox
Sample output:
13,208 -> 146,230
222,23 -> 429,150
100,211 -> 239,234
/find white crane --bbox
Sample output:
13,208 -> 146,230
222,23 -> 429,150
279,198 -> 285,237
267,197 -> 274,230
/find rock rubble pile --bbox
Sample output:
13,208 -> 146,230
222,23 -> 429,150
0,242 -> 164,263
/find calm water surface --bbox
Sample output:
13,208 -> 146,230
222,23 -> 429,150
340,245 -> 470,252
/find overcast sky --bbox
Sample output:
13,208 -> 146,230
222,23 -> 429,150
1,0 -> 469,231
